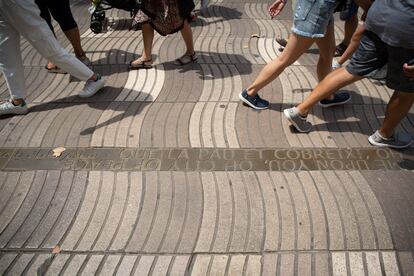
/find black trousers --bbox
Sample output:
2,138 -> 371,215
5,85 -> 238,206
35,0 -> 78,33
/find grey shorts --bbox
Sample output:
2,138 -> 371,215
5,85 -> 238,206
292,0 -> 337,38
346,31 -> 414,92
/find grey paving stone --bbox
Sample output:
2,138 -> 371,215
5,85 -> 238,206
362,170 -> 413,250
0,253 -> 17,275
45,254 -> 71,276
0,1 -> 413,275
76,171 -> 114,251
262,254 -> 278,276
151,255 -> 172,276
61,171 -> 101,250
25,171 -> 73,248
99,255 -> 121,275
79,255 -> 104,276
133,256 -> 155,276
126,171 -> 158,251
279,253 -> 295,276
62,254 -> 87,276
5,253 -> 34,276
169,255 -> 190,276
25,254 -> 53,276
43,171 -> 88,248
115,255 -> 137,276
0,171 -> 47,248
397,252 -> 414,276
93,172 -> 129,251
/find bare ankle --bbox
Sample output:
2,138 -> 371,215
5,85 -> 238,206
246,88 -> 257,96
88,74 -> 97,81
12,99 -> 24,105
296,105 -> 308,117
378,129 -> 393,139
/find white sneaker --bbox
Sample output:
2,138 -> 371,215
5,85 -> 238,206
332,59 -> 342,70
0,100 -> 29,116
79,75 -> 105,98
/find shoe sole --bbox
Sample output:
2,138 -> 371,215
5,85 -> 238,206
78,88 -> 103,98
0,109 -> 28,116
78,82 -> 105,98
318,94 -> 352,108
368,136 -> 412,149
238,92 -> 269,110
283,109 -> 311,133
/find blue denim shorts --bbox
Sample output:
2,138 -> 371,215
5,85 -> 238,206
292,0 -> 338,38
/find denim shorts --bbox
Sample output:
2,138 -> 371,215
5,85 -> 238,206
346,31 -> 414,92
292,0 -> 338,38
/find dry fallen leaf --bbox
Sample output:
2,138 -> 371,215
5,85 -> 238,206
251,33 -> 260,38
52,147 -> 66,157
52,245 -> 61,254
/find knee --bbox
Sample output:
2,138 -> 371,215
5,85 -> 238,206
318,50 -> 334,63
394,91 -> 414,102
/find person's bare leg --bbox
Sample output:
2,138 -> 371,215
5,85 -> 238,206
131,23 -> 154,65
378,91 -> 414,138
246,33 -> 314,96
314,22 -> 336,100
63,27 -> 85,58
180,20 -> 195,55
315,23 -> 335,80
297,68 -> 363,115
342,14 -> 358,46
338,23 -> 364,65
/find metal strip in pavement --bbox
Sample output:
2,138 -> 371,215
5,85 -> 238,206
0,148 -> 413,172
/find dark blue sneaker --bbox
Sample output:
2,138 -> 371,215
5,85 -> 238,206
239,89 -> 270,110
318,92 -> 351,108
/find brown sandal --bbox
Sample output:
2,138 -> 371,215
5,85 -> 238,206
129,57 -> 153,69
174,52 -> 198,65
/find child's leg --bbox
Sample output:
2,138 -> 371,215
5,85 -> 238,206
315,22 -> 335,82
297,68 -> 363,115
246,33 -> 314,96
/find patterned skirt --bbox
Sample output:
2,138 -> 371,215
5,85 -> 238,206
134,0 -> 195,36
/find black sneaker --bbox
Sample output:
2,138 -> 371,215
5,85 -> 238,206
318,92 -> 351,108
239,89 -> 270,110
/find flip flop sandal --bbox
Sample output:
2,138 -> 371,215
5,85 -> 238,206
44,65 -> 67,74
334,42 -> 348,57
174,53 -> 198,66
275,37 -> 288,48
129,58 -> 153,70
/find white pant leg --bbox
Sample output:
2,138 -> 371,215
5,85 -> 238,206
1,0 -> 93,82
0,12 -> 27,99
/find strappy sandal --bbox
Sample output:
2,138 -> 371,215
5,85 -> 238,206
45,65 -> 66,74
129,57 -> 153,70
174,52 -> 198,65
334,42 -> 348,57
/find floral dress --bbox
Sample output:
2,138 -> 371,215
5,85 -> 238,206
133,0 -> 195,36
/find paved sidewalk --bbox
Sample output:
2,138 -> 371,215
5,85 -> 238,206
0,0 -> 413,275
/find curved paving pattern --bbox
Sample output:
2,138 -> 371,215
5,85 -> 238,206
1,0 -> 414,275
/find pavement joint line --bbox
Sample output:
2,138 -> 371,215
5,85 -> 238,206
0,249 -> 410,255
